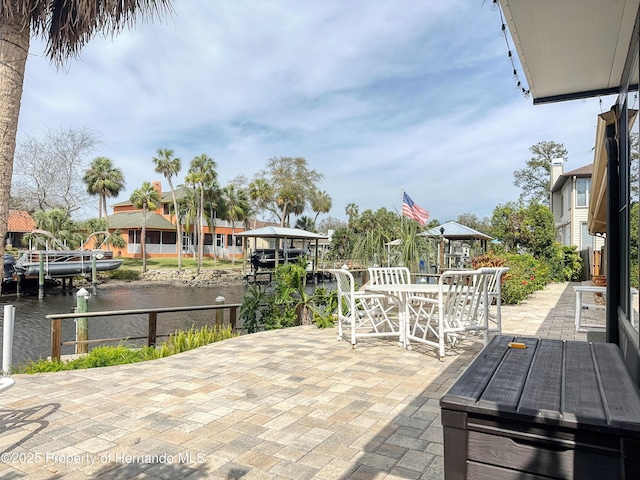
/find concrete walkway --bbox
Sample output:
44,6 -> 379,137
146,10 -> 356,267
0,282 -> 596,479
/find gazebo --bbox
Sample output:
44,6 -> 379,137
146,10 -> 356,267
236,226 -> 328,283
421,221 -> 493,271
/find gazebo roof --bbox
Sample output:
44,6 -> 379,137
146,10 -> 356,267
421,221 -> 493,241
235,226 -> 327,240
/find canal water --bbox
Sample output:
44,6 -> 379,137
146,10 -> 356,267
0,283 -> 247,367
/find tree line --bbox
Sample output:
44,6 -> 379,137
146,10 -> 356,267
8,126 -> 333,273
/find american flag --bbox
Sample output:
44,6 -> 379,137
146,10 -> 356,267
402,192 -> 430,226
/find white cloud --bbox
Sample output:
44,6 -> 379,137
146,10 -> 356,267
15,0 -> 616,224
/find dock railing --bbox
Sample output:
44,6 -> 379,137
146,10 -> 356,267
46,303 -> 241,362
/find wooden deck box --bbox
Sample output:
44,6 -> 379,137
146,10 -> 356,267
440,335 -> 640,479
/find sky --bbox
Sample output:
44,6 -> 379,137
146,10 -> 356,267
15,0 -> 625,226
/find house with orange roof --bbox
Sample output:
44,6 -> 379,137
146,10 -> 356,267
106,181 -> 248,260
6,210 -> 36,248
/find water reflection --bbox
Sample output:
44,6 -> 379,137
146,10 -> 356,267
0,283 -> 246,367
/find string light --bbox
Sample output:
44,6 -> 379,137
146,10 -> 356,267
492,2 -> 531,98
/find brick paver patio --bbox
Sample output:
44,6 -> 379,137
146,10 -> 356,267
0,282 -> 598,479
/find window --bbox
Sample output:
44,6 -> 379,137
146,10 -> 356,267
580,222 -> 594,251
576,178 -> 591,207
128,230 -> 139,244
162,232 -> 176,244
146,231 -> 161,244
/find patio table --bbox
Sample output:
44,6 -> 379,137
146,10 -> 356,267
365,283 -> 439,348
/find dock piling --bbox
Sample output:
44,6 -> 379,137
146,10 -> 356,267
215,296 -> 225,328
76,288 -> 90,354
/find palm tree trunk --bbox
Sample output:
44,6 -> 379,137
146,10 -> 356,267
171,192 -> 182,270
141,206 -> 147,273
231,223 -> 236,265
198,188 -> 204,274
0,16 -> 30,262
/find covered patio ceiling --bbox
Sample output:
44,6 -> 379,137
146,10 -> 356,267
500,0 -> 639,104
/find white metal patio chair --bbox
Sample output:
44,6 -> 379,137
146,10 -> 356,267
367,266 -> 412,316
368,267 -> 412,287
478,267 -> 509,335
407,269 -> 492,360
329,268 -> 401,347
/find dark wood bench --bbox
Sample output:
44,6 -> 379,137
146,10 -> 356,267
440,335 -> 640,479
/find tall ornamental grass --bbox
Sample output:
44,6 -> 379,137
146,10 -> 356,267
15,325 -> 234,374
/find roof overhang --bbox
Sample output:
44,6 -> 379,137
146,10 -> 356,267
588,108 -> 638,234
500,0 -> 640,104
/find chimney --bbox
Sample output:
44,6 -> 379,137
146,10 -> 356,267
151,180 -> 162,195
550,158 -> 564,192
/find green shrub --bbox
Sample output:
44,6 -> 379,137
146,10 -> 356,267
500,254 -> 549,304
239,285 -> 268,333
559,245 -> 583,281
472,250 -> 580,304
239,264 -> 336,332
309,286 -> 337,329
531,243 -> 583,283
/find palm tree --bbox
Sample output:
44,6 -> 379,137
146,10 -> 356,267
295,215 -> 315,232
130,182 -> 160,274
25,208 -> 84,250
176,186 -> 199,258
83,157 -> 126,219
222,184 -> 251,264
152,148 -> 183,269
0,1 -> 173,262
345,203 -> 359,226
201,183 -> 224,263
185,154 -> 217,274
310,190 -> 332,227
247,178 -> 273,228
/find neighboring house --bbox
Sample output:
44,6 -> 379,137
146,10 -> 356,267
6,210 -> 36,248
107,181 -> 248,259
550,160 -> 604,254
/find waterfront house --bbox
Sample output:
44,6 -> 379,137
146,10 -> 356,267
106,180 -> 248,260
6,210 -> 36,249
